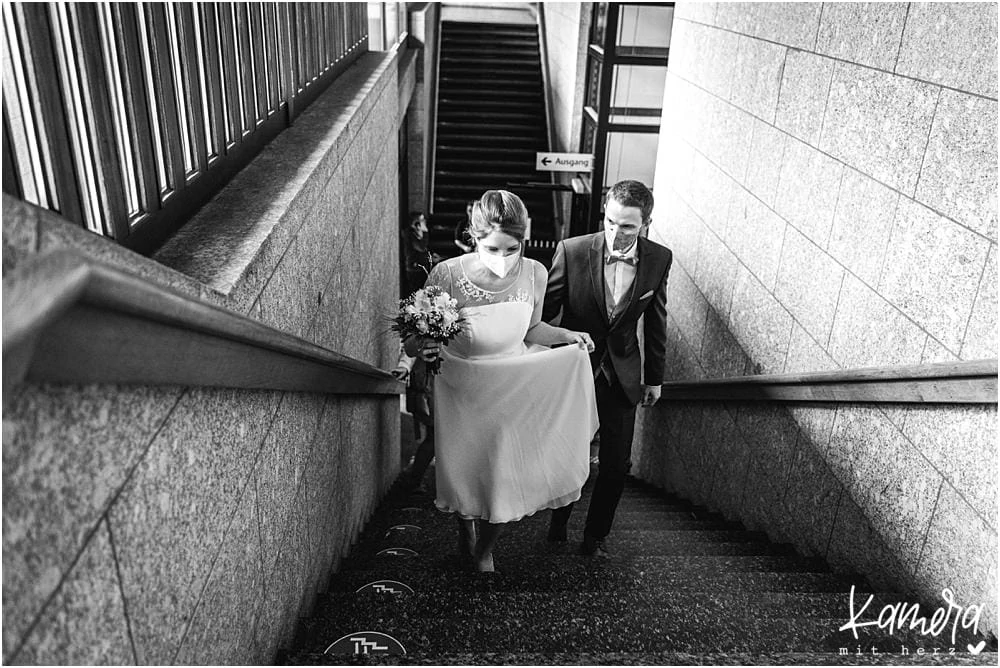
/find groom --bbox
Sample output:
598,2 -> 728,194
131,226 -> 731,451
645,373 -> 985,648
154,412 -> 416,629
543,179 -> 672,556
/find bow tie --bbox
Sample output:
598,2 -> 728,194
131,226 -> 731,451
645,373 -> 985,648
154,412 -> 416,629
606,254 -> 637,267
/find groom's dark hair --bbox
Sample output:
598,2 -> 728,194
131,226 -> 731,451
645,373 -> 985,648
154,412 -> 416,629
606,180 -> 654,224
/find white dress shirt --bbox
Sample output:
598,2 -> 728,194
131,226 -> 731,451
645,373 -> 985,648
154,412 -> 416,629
603,239 -> 638,312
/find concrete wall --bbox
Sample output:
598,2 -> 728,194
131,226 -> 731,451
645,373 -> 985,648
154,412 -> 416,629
542,2 -> 590,229
634,1 -> 997,631
2,50 -> 413,663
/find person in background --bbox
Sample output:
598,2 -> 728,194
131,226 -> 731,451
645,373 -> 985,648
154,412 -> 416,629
391,346 -> 435,493
402,212 -> 441,294
453,200 -> 475,254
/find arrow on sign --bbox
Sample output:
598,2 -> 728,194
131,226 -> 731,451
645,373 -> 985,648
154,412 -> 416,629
541,157 -> 551,166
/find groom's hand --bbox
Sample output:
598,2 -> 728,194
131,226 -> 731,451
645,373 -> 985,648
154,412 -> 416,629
640,384 -> 661,407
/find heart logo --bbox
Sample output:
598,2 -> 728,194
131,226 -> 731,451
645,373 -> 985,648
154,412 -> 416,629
968,640 -> 986,655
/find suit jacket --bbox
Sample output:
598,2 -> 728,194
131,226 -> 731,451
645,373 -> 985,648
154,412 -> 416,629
544,232 -> 672,406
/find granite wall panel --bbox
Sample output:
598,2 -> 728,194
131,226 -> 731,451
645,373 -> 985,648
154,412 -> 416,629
11,521 -> 133,665
962,243 -> 998,360
827,406 -> 942,573
729,35 -> 785,123
828,274 -> 927,369
727,265 -> 793,374
1,382 -> 180,663
878,199 -> 990,352
773,225 -> 845,345
109,387 -> 281,664
896,2 -> 998,99
725,189 -> 785,290
744,118 -> 788,206
826,168 -> 900,286
3,50 -> 408,662
820,62 -> 938,196
692,225 -> 739,317
914,484 -> 999,633
174,484 -> 265,665
915,91 -> 998,242
643,0 -> 997,632
774,49 -> 833,148
814,3 -> 907,71
773,138 -> 844,247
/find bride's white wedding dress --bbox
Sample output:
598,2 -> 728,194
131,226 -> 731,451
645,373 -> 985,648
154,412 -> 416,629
427,255 -> 599,524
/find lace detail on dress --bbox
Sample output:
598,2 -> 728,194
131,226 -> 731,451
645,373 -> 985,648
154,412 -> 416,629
506,288 -> 531,304
456,274 -> 496,303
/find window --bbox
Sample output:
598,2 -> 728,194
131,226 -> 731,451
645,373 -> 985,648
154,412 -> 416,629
2,2 -> 370,254
579,2 -> 672,229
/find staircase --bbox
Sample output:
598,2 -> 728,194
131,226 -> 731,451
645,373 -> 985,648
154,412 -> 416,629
282,462 -> 997,664
430,20 -> 556,264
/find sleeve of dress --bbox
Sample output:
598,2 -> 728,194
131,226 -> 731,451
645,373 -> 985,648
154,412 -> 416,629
423,260 -> 452,293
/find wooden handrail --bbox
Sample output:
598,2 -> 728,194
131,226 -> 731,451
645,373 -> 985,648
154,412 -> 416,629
2,250 -> 404,396
659,360 -> 998,404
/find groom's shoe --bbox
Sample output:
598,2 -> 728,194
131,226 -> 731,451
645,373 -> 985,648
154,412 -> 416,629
579,534 -> 610,557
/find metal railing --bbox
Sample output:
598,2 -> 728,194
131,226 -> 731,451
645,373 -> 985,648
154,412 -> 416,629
2,2 -> 368,254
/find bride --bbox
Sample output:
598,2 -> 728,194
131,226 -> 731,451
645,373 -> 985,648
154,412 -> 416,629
406,190 -> 599,572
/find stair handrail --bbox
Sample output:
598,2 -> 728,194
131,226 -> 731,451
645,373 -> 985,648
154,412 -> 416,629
657,359 -> 998,404
2,249 -> 404,396
533,2 -> 561,232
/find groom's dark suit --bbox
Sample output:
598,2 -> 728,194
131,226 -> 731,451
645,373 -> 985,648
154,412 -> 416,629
544,231 -> 672,542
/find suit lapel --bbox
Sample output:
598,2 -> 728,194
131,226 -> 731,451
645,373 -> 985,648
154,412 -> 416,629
588,233 -> 610,324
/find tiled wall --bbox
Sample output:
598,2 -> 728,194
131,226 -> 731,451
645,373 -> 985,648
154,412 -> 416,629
2,51 -> 410,663
635,2 -> 997,631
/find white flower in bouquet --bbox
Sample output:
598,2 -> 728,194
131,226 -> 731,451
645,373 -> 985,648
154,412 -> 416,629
391,286 -> 465,374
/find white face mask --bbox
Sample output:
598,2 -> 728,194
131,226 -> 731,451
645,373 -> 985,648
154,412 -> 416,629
478,248 -> 520,278
605,224 -> 637,254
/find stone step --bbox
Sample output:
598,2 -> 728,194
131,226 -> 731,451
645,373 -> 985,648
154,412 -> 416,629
292,610 -> 988,656
328,560 -> 861,595
284,649 -> 999,666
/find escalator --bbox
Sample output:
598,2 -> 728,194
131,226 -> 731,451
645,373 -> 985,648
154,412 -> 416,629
430,20 -> 556,265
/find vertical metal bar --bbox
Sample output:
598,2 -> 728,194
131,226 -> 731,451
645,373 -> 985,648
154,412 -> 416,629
176,2 -> 207,175
11,4 -> 83,224
234,3 -> 254,135
112,2 -> 159,217
250,2 -> 266,122
195,2 -> 223,162
283,2 -> 297,121
143,3 -> 185,197
73,2 -> 130,239
215,3 -> 239,148
263,3 -> 277,111
49,4 -> 105,233
163,3 -> 195,177
2,99 -> 24,198
97,3 -> 140,219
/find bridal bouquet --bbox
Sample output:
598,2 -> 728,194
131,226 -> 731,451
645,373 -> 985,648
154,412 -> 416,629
392,285 -> 464,375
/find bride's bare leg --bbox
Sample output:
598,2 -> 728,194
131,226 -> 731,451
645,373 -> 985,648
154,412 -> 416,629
456,517 -> 476,560
474,522 -> 505,572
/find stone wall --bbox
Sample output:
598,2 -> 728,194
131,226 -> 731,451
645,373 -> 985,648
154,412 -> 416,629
2,49 -> 413,663
634,2 -> 998,632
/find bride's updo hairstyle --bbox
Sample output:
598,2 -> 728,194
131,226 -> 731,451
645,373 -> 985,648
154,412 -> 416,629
469,190 -> 529,243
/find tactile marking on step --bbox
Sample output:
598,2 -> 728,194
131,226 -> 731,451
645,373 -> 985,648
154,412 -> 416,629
324,631 -> 407,656
384,524 -> 422,538
355,580 -> 415,595
400,507 -> 422,512
376,547 -> 419,557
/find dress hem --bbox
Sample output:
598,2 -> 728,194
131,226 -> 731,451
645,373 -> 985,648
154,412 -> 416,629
433,488 -> 584,525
